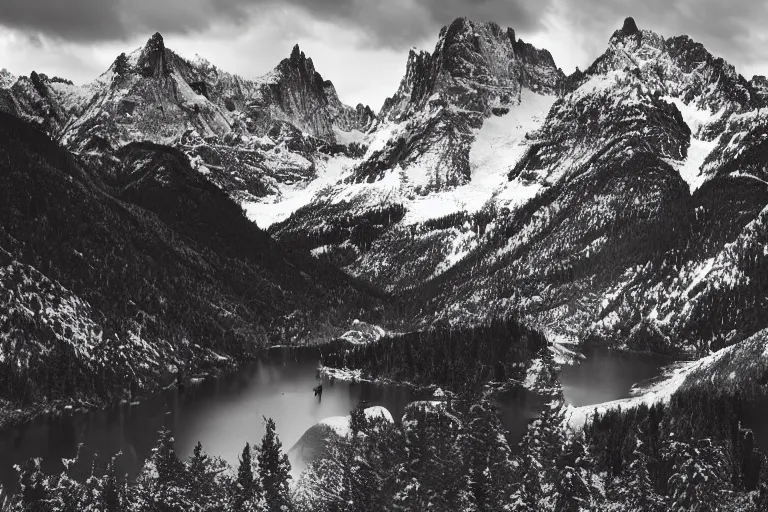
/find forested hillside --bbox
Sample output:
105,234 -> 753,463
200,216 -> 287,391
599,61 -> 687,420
0,112 -> 380,419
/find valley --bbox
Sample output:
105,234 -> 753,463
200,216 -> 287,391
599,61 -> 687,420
0,11 -> 767,511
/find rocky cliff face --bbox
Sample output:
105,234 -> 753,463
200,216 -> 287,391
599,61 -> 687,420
354,18 -> 564,189
2,17 -> 767,357
0,34 -> 376,213
60,33 -> 236,152
248,45 -> 376,142
266,17 -> 768,356
381,18 -> 561,120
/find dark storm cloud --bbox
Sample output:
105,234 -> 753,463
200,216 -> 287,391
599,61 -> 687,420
561,0 -> 768,73
1,0 -> 766,75
280,0 -> 552,48
0,0 -> 252,42
0,0 -> 125,41
0,0 -> 550,48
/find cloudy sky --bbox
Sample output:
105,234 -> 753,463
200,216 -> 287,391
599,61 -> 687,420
0,0 -> 766,109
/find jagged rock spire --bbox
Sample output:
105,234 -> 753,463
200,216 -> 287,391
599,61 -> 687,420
138,32 -> 171,78
145,32 -> 165,52
290,44 -> 302,61
621,17 -> 640,35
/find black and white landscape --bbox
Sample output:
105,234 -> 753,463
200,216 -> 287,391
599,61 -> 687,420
1,3 -> 768,510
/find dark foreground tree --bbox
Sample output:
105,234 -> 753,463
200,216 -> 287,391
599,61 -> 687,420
232,443 -> 260,511
257,418 -> 292,512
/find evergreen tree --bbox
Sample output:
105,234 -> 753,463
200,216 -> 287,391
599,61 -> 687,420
665,436 -> 733,511
49,447 -> 94,512
393,403 -> 469,512
114,53 -> 130,77
49,474 -> 82,512
462,401 -> 515,510
512,357 -> 568,511
187,441 -> 229,510
552,436 -> 601,512
510,453 -> 542,511
232,443 -> 259,511
155,429 -> 187,488
133,428 -> 190,511
349,405 -> 368,436
15,458 -> 51,512
609,434 -> 665,511
294,410 -> 405,512
257,418 -> 292,512
99,455 -> 126,512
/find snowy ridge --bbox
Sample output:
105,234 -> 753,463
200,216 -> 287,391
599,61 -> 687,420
1,16 -> 767,357
567,327 -> 768,428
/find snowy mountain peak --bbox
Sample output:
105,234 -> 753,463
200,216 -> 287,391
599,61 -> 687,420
382,17 -> 563,121
245,43 -> 377,141
351,17 -> 563,191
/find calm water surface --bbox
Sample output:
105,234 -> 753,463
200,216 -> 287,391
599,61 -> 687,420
560,348 -> 670,406
0,347 -> 425,490
0,346 -> 538,490
0,346 -> 685,491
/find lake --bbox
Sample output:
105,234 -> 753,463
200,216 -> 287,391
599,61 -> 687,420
0,345 -> 669,491
0,346 -> 428,490
560,348 -> 670,406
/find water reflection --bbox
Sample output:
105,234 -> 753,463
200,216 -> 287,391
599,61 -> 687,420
0,346 -> 558,491
0,347 -> 431,490
560,348 -> 670,406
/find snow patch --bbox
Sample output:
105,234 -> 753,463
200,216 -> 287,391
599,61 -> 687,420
243,154 -> 355,228
333,126 -> 366,145
318,406 -> 394,438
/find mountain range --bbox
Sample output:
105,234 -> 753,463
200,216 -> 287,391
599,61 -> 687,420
1,15 -> 768,415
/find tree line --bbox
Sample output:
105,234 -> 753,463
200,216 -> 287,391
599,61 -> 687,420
321,316 -> 548,392
2,418 -> 292,512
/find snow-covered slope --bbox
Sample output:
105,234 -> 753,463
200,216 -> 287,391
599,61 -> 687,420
266,17 -> 768,356
0,110 -> 381,421
567,327 -> 768,428
353,18 -> 563,192
2,16 -> 767,358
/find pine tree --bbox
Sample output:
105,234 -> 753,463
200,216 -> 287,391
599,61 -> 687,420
393,403 -> 469,512
510,453 -> 542,511
462,401 -> 515,510
609,434 -> 665,511
133,428 -> 190,511
257,418 -> 292,512
294,410 -> 405,512
98,456 -> 125,512
232,443 -> 259,511
114,53 -> 130,78
512,352 -> 568,511
552,436 -> 600,512
15,458 -> 51,512
49,447 -> 93,512
187,441 -> 229,510
49,474 -> 82,512
349,405 -> 369,436
665,436 -> 733,511
154,429 -> 187,488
